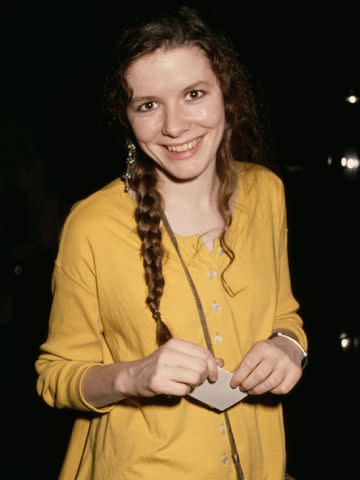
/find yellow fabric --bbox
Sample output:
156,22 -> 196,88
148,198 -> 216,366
35,162 -> 307,480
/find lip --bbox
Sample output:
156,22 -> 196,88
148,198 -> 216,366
161,135 -> 203,160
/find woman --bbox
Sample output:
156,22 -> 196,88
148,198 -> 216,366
36,6 -> 308,479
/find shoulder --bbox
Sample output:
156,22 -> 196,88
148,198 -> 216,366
64,178 -> 129,229
234,162 -> 286,217
68,177 -> 124,217
236,162 -> 284,195
57,178 -> 132,257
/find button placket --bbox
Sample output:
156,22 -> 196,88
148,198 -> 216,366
219,424 -> 226,434
212,302 -> 221,312
208,269 -> 217,279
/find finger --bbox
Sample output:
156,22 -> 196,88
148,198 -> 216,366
170,366 -> 207,388
165,339 -> 218,382
230,340 -> 281,388
246,349 -> 302,395
161,381 -> 191,397
216,358 -> 224,368
236,361 -> 274,392
165,338 -> 210,358
149,366 -> 206,396
270,367 -> 302,395
230,354 -> 262,388
156,349 -> 210,383
247,369 -> 284,395
246,360 -> 302,395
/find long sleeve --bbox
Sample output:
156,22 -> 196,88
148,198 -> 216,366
272,181 -> 308,350
35,205 -> 114,413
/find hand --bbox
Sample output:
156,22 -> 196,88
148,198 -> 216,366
230,337 -> 303,395
119,338 -> 224,398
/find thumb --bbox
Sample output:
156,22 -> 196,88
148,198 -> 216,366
216,357 -> 224,368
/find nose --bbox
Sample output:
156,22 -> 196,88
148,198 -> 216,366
162,104 -> 190,138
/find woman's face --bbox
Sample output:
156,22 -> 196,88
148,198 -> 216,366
125,46 -> 226,182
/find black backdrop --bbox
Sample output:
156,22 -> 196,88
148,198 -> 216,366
2,1 -> 359,478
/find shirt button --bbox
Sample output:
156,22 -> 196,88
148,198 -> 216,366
214,335 -> 222,344
219,424 -> 226,434
212,303 -> 221,311
208,270 -> 217,279
221,455 -> 229,464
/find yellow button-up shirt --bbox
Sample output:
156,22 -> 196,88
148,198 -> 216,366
36,162 -> 307,479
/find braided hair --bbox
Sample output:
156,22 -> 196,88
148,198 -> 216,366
105,6 -> 268,345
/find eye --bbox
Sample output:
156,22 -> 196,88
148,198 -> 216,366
138,101 -> 158,112
185,89 -> 205,101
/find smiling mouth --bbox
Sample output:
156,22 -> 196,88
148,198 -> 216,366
165,137 -> 201,153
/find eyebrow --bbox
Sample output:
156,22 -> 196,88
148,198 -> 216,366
130,80 -> 213,105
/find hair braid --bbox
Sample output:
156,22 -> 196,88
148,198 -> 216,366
217,136 -> 238,296
105,6 -> 271,341
131,158 -> 172,346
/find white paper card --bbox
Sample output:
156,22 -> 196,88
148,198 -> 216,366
187,367 -> 247,411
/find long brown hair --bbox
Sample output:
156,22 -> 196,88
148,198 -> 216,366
105,6 -> 268,346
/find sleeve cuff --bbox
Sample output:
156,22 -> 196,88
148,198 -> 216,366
78,364 -> 117,414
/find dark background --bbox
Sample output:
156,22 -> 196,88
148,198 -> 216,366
2,1 -> 359,478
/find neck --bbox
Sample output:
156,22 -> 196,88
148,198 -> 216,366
157,166 -> 220,212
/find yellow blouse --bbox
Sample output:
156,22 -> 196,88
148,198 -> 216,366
36,162 -> 307,480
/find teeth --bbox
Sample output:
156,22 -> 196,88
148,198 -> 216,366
167,138 -> 198,152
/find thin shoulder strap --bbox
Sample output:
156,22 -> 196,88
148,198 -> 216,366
160,211 -> 214,354
160,210 -> 244,480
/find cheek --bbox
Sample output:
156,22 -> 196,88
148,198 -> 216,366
128,115 -> 162,143
196,99 -> 225,129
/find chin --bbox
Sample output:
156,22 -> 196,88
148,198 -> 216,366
160,165 -> 204,183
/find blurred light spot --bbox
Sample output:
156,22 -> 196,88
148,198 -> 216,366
14,265 -> 23,276
285,164 -> 303,173
327,156 -> 332,166
340,154 -> 359,171
345,94 -> 359,104
340,332 -> 351,350
346,157 -> 359,169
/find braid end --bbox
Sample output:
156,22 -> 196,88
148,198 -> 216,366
154,313 -> 172,346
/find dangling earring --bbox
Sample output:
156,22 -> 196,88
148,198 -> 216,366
122,140 -> 136,192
